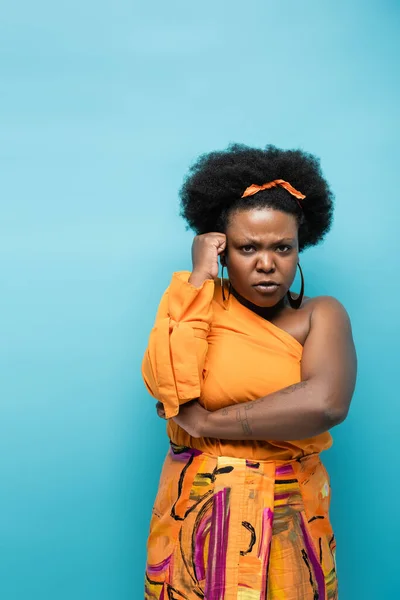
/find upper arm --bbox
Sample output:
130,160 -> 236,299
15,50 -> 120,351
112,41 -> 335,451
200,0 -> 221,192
301,296 -> 357,422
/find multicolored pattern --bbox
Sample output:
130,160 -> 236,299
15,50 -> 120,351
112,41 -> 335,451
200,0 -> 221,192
145,444 -> 337,599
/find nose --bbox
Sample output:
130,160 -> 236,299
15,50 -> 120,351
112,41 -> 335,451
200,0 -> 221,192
255,252 -> 275,273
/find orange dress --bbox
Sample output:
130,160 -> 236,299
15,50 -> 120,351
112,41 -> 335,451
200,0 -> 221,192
142,271 -> 337,600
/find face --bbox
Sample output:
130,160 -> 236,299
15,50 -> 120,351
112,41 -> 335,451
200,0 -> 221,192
224,208 -> 299,307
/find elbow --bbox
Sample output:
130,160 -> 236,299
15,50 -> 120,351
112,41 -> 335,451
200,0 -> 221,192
308,379 -> 350,428
312,378 -> 351,427
321,399 -> 349,428
141,352 -> 159,399
143,377 -> 157,399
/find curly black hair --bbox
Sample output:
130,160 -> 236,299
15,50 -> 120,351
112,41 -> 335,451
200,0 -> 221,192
179,143 -> 334,252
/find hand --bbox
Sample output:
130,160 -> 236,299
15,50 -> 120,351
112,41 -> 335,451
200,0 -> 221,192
155,402 -> 166,419
171,400 -> 210,438
189,233 -> 227,286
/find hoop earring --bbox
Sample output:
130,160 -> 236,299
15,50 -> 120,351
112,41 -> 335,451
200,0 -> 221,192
287,262 -> 304,309
220,265 -> 232,305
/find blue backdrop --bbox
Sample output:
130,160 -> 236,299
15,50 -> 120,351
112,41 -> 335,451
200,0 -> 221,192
1,1 -> 399,598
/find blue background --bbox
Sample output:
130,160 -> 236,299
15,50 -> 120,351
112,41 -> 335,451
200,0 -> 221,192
1,0 -> 399,598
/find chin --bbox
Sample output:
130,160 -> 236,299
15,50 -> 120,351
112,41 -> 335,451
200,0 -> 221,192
254,298 -> 283,308
246,288 -> 286,307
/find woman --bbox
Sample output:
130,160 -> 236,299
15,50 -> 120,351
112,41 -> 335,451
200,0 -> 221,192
142,144 -> 357,600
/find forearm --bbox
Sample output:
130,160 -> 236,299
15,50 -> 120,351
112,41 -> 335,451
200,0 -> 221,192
205,380 -> 345,441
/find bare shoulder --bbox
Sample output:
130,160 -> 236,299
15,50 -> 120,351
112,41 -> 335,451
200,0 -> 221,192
305,295 -> 353,332
306,295 -> 350,315
274,295 -> 352,348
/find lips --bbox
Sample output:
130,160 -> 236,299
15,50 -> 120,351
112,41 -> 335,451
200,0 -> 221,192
252,281 -> 280,294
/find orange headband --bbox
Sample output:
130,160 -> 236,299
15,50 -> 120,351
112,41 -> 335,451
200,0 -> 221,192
241,179 -> 306,208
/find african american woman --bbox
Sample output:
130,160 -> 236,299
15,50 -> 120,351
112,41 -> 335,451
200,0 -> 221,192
142,143 -> 357,600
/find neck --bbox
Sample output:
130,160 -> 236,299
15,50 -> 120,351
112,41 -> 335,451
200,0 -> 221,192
231,286 -> 288,319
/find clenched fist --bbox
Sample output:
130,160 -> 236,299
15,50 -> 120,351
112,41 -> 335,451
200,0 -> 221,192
188,233 -> 227,287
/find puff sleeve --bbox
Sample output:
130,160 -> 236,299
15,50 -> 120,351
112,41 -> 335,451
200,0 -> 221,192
141,271 -> 215,419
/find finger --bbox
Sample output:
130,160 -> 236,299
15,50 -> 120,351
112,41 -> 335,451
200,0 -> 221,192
217,238 -> 227,253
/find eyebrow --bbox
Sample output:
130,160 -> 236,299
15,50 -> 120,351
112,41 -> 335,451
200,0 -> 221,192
236,237 -> 296,245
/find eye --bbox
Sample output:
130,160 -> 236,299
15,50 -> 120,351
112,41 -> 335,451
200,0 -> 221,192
276,245 -> 292,253
241,245 -> 256,253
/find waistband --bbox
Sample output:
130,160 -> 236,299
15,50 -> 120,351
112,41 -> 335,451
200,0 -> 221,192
169,441 -> 321,467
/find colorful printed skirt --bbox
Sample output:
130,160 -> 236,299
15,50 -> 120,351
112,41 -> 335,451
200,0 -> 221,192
145,443 -> 337,600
